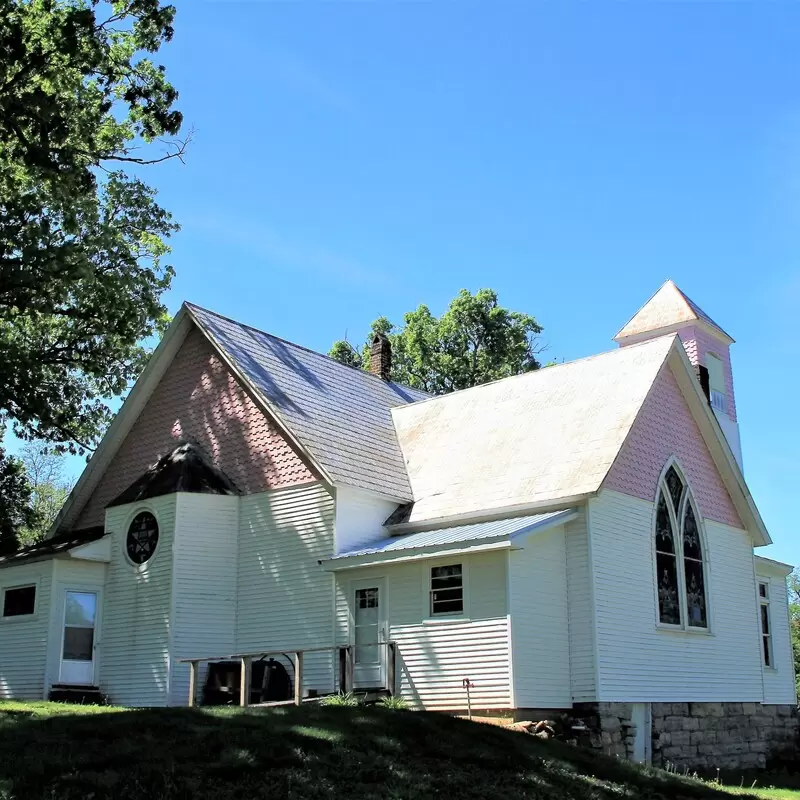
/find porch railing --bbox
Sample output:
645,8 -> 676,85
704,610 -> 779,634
177,641 -> 397,708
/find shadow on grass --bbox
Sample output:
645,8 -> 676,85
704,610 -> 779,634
0,704 -> 767,800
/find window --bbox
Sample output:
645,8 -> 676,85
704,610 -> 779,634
126,511 -> 159,565
430,564 -> 463,616
654,465 -> 708,629
706,354 -> 727,414
2,585 -> 36,618
759,581 -> 773,668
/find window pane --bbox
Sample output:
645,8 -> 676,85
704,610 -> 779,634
684,558 -> 707,628
356,588 -> 378,609
2,586 -> 36,617
761,604 -> 770,636
65,592 -> 96,627
656,552 -> 681,624
759,583 -> 768,599
665,467 -> 684,511
763,635 -> 771,667
655,494 -> 675,555
682,503 -> 702,561
431,597 -> 463,615
63,627 -> 94,661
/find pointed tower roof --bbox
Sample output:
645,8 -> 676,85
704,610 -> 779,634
613,280 -> 734,344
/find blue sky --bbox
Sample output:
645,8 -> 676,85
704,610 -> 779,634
25,2 -> 800,562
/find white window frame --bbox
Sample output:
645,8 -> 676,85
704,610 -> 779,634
123,506 -> 162,569
652,460 -> 712,634
427,562 -> 466,620
758,581 -> 774,670
1,582 -> 38,621
706,353 -> 727,414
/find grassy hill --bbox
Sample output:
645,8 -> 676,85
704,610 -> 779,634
0,700 -> 797,799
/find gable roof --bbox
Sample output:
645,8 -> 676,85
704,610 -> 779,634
107,441 -> 239,508
614,280 -> 733,344
0,526 -> 105,568
322,509 -> 577,569
186,304 -> 429,500
390,335 -> 677,528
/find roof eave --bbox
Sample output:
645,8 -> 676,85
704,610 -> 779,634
754,555 -> 794,576
386,497 -> 589,535
614,318 -> 735,347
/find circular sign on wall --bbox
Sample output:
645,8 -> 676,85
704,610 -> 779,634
126,511 -> 160,565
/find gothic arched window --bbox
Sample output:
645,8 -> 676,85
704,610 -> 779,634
654,464 -> 708,629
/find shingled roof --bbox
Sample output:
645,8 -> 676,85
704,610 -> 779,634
187,304 -> 429,500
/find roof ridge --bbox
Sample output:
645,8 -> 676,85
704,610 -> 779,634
392,333 -> 678,411
184,301 -> 430,398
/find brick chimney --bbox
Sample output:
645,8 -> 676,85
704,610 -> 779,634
369,333 -> 392,380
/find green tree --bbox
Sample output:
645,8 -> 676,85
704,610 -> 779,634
0,429 -> 38,555
787,570 -> 800,697
0,1 -> 184,547
329,289 -> 544,394
17,442 -> 74,547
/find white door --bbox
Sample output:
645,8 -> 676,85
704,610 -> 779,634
59,591 -> 98,685
631,703 -> 652,764
351,580 -> 386,689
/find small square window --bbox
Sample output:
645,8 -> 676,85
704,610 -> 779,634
2,585 -> 36,617
430,564 -> 463,616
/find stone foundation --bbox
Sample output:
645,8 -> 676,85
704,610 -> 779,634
574,702 -> 799,771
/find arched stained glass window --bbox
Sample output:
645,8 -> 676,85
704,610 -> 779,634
654,464 -> 708,629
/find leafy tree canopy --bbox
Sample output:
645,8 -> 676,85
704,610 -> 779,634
0,430 -> 37,555
0,0 -> 184,548
0,0 -> 184,453
329,289 -> 544,394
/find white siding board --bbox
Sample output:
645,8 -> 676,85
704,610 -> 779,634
335,552 -> 511,710
755,566 -> 797,705
100,495 -> 176,706
236,484 -> 336,695
334,486 -> 397,555
590,489 -> 763,701
0,561 -> 53,700
509,525 -> 571,708
170,493 -> 239,705
565,510 -> 596,701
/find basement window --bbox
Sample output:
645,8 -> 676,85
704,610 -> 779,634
2,585 -> 36,618
430,564 -> 463,616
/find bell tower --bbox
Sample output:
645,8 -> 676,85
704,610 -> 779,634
614,280 -> 743,470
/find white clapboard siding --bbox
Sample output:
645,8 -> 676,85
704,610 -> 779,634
100,495 -> 176,706
335,551 -> 511,710
590,489 -> 763,701
0,561 -> 54,700
565,510 -> 596,702
755,566 -> 797,705
237,483 -> 336,695
334,485 -> 397,555
170,493 -> 239,705
46,559 -> 107,693
509,525 -> 571,708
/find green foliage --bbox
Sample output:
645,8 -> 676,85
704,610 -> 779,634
329,289 -> 544,394
16,442 -> 73,547
0,430 -> 37,555
0,0 -> 184,454
377,694 -> 408,710
787,570 -> 800,698
319,691 -> 360,707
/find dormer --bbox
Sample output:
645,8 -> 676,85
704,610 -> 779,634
614,280 -> 743,470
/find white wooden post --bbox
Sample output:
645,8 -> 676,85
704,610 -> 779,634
240,657 -> 251,708
294,652 -> 304,706
188,661 -> 198,707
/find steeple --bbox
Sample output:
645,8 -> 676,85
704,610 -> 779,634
615,281 -> 743,470
613,280 -> 733,345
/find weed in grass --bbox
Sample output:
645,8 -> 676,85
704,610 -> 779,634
319,691 -> 360,707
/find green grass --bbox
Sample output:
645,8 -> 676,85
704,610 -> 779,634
0,700 -> 797,800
